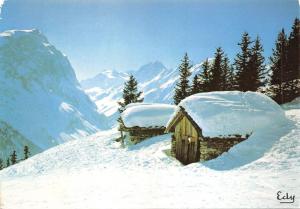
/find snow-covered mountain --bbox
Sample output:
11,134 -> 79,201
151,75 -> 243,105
81,70 -> 129,90
0,29 -> 108,159
81,61 -> 204,122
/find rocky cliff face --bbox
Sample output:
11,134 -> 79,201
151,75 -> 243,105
0,29 -> 108,158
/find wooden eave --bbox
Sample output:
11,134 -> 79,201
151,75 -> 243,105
165,106 -> 202,136
165,108 -> 184,132
120,125 -> 166,132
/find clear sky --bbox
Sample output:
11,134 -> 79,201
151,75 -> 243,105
0,0 -> 298,80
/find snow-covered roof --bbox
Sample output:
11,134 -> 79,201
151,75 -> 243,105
167,91 -> 287,137
121,103 -> 176,128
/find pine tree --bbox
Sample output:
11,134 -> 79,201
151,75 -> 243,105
286,18 -> 300,101
118,75 -> 143,112
234,32 -> 252,91
173,53 -> 192,105
6,158 -> 10,167
0,159 -> 3,170
191,74 -> 201,95
10,150 -> 17,165
199,58 -> 211,92
24,145 -> 30,160
248,36 -> 266,91
220,55 -> 233,90
269,29 -> 288,104
210,47 -> 224,91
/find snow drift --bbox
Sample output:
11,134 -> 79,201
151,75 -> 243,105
0,29 -> 108,158
203,97 -> 298,170
121,103 -> 176,128
169,91 -> 287,138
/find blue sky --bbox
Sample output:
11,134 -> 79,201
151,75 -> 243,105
0,0 -> 298,80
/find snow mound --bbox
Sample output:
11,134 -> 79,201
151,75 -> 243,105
169,91 -> 287,137
0,29 -> 108,158
202,101 -> 298,170
282,97 -> 300,110
121,103 -> 176,128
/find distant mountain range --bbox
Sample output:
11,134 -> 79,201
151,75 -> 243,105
81,61 -> 205,123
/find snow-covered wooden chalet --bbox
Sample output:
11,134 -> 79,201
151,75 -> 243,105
119,103 -> 176,144
166,91 -> 283,165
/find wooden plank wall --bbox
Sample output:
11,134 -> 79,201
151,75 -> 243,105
128,128 -> 165,144
172,113 -> 248,165
174,116 -> 199,165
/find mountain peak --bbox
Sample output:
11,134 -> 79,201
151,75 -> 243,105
0,29 -> 77,89
137,61 -> 166,72
132,61 -> 167,82
81,69 -> 129,89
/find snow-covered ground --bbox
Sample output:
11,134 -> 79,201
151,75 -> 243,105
0,102 -> 299,208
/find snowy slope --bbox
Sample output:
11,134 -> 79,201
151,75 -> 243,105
81,61 -> 204,122
0,29 -> 108,159
0,100 -> 299,208
0,120 -> 41,160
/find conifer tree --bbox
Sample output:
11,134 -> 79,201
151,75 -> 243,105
10,150 -> 17,165
173,53 -> 192,104
6,158 -> 10,167
0,159 -> 3,170
24,145 -> 30,160
234,32 -> 252,91
199,58 -> 211,92
286,18 -> 300,101
220,55 -> 232,90
191,74 -> 201,95
248,36 -> 266,91
210,47 -> 224,91
118,75 -> 143,112
269,29 -> 288,104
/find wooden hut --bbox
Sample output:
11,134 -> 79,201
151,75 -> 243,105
119,103 -> 175,144
164,91 -> 271,165
166,107 -> 247,165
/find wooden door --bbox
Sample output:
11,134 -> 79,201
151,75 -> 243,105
174,116 -> 201,165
